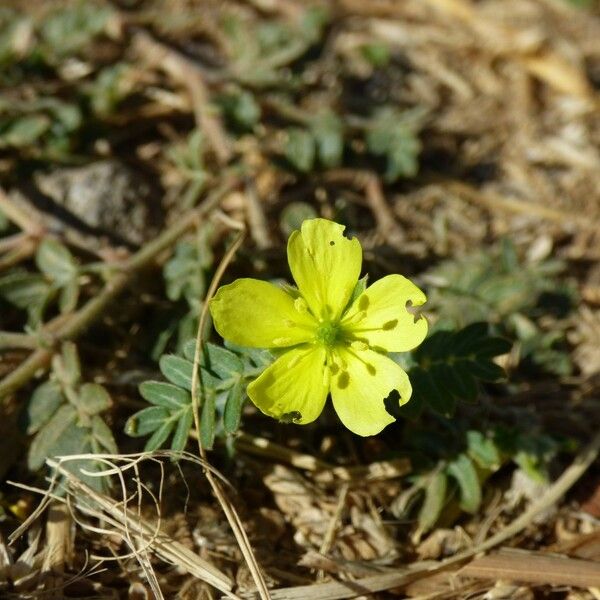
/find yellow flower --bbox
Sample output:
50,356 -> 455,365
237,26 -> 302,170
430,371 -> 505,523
210,219 -> 428,436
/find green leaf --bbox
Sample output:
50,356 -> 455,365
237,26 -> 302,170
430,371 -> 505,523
139,381 -> 190,409
200,392 -> 216,450
468,359 -> 505,382
360,43 -> 390,67
366,107 -> 423,181
417,471 -> 447,535
309,111 -> 343,168
285,128 -> 315,172
144,419 -> 175,452
223,379 -> 244,434
347,275 -> 369,309
219,89 -> 261,129
467,430 -> 500,470
163,240 -> 208,303
201,344 -> 244,384
91,415 -> 118,454
407,324 -> 509,415
159,355 -> 195,391
79,383 -> 112,416
58,277 -> 79,313
446,454 -> 481,513
28,404 -> 77,470
0,115 -> 50,147
411,368 -> 456,417
56,342 -> 81,386
0,271 -> 50,310
40,4 -> 113,58
25,381 -> 64,434
170,406 -> 193,453
36,239 -> 78,285
125,406 -> 170,437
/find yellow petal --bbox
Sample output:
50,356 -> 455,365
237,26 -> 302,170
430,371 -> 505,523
330,347 -> 411,436
210,278 -> 316,348
342,274 -> 428,352
247,345 -> 329,424
288,219 -> 362,321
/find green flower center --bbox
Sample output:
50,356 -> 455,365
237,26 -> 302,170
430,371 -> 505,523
315,321 -> 342,347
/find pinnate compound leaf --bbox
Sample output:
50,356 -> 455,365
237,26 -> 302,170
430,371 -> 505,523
405,323 -> 510,415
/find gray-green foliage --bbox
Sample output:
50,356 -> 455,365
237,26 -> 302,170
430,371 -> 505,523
285,110 -> 344,172
38,3 -> 113,60
365,107 -> 425,181
0,97 -> 82,159
424,239 -> 575,375
166,130 -> 208,209
125,341 -> 271,452
0,238 -> 81,326
398,421 -> 564,537
222,6 -> 329,86
24,343 -> 117,492
155,226 -> 214,355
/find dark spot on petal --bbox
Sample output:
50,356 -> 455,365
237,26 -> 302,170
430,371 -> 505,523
365,363 -> 376,375
337,371 -> 350,389
358,295 -> 369,311
330,363 -> 339,375
329,240 -> 335,246
280,411 -> 302,423
382,319 -> 398,330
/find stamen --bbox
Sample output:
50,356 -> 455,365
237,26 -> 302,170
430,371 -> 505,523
350,340 -> 368,351
294,297 -> 309,314
341,310 -> 367,326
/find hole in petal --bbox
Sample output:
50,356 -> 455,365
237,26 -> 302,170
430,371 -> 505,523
337,371 -> 350,389
406,300 -> 424,323
280,411 -> 302,423
358,295 -> 369,311
383,389 -> 401,416
382,319 -> 398,330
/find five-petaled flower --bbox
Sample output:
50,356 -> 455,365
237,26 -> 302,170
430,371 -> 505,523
209,219 -> 428,436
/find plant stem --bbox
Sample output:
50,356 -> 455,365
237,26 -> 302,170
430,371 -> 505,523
0,332 -> 39,350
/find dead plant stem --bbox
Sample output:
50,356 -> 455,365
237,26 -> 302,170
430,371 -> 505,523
190,229 -> 272,600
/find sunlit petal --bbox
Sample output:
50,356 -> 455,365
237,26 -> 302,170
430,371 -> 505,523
247,345 -> 329,424
330,347 -> 411,436
342,274 -> 428,352
287,219 -> 362,321
210,278 -> 317,348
